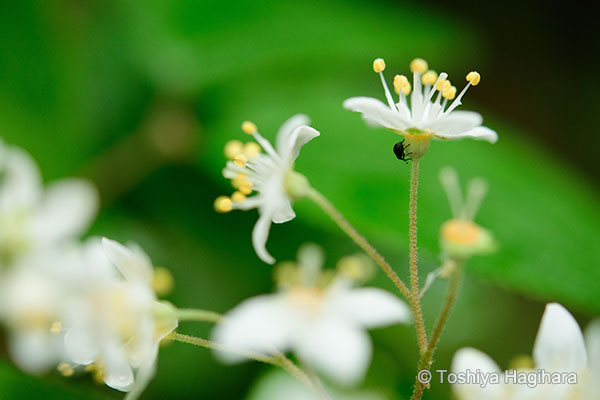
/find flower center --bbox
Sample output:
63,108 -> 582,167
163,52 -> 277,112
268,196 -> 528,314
286,286 -> 324,316
441,219 -> 480,246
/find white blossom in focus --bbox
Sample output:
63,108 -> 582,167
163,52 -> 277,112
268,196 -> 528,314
212,245 -> 410,385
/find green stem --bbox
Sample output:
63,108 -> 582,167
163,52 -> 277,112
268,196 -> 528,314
306,188 -> 411,300
176,308 -> 222,323
410,263 -> 463,400
408,158 -> 428,355
169,332 -> 314,390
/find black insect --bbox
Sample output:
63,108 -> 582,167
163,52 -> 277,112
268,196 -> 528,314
393,139 -> 412,163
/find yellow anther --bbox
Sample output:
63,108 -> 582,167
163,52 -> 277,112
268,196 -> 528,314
58,363 -> 74,377
436,79 -> 451,91
466,71 -> 481,86
241,121 -> 257,134
410,58 -> 428,74
393,74 -> 411,95
231,174 -> 249,189
152,267 -> 174,296
84,364 -> 96,373
49,321 -> 62,335
224,140 -> 243,159
233,153 -> 248,167
372,58 -> 386,73
422,70 -> 438,85
243,142 -> 261,159
238,183 -> 253,195
214,196 -> 233,213
443,85 -> 457,100
231,191 -> 247,203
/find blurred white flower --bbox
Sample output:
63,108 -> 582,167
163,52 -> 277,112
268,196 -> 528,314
212,245 -> 410,385
0,140 -> 98,267
343,58 -> 496,158
60,238 -> 178,398
452,303 -> 600,400
215,115 -> 320,264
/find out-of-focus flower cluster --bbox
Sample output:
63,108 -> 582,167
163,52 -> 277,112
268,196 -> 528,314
0,140 -> 177,398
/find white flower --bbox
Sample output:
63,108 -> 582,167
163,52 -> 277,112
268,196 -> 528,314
0,139 -> 98,267
343,58 -> 497,157
61,238 -> 177,398
212,245 -> 410,385
452,303 -> 600,400
215,115 -> 320,264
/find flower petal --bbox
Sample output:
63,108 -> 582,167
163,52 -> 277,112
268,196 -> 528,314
8,331 -> 62,374
425,111 -> 483,136
281,126 -> 320,164
296,319 -> 371,386
436,126 -> 498,144
343,97 -> 410,131
102,339 -> 135,392
533,303 -> 587,372
30,179 -> 98,244
102,238 -> 154,284
451,347 -> 504,400
332,288 -> 411,328
0,145 -> 41,212
64,327 -> 99,365
212,295 -> 296,363
276,114 -> 311,155
252,211 -> 276,264
271,199 -> 296,224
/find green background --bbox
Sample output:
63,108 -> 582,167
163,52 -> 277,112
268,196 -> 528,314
1,1 -> 598,399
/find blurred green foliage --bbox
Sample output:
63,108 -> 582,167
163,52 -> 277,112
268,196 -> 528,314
1,0 -> 598,399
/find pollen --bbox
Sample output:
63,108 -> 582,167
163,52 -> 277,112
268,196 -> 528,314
393,74 -> 411,95
224,140 -> 243,159
410,58 -> 428,74
243,142 -> 261,159
372,58 -> 386,73
436,79 -> 451,92
422,70 -> 438,85
241,121 -> 257,134
58,363 -> 74,377
233,153 -> 248,167
231,191 -> 246,203
214,196 -> 233,213
152,266 -> 174,296
466,71 -> 481,86
442,85 -> 457,100
442,219 -> 480,246
49,321 -> 62,334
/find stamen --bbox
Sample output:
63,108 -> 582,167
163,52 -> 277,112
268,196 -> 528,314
442,85 -> 457,100
233,154 -> 248,167
241,121 -> 257,134
393,75 -> 411,95
372,58 -> 386,73
422,70 -> 438,86
49,321 -> 62,334
224,140 -> 243,159
410,58 -> 428,74
466,71 -> 481,86
214,196 -> 233,213
58,363 -> 74,377
231,191 -> 247,203
243,142 -> 261,159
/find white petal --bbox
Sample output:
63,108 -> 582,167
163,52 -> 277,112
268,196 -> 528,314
276,114 -> 311,155
437,126 -> 498,144
281,125 -> 320,164
8,331 -> 62,374
271,199 -> 296,224
212,295 -> 296,363
533,303 -> 587,372
102,237 -> 154,284
451,347 -> 504,400
102,339 -> 135,392
343,97 -> 410,131
252,212 -> 275,264
0,145 -> 41,212
425,111 -> 482,136
30,179 -> 98,244
64,327 -> 99,365
332,288 -> 411,328
296,319 -> 371,385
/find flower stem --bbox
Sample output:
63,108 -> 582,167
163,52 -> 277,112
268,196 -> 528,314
306,188 -> 410,300
175,308 -> 222,323
408,158 -> 428,355
169,332 -> 314,390
410,263 -> 463,400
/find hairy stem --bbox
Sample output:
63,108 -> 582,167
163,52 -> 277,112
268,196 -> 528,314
408,158 -> 428,355
175,308 -> 222,323
169,332 -> 313,390
307,188 -> 410,300
410,263 -> 463,400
